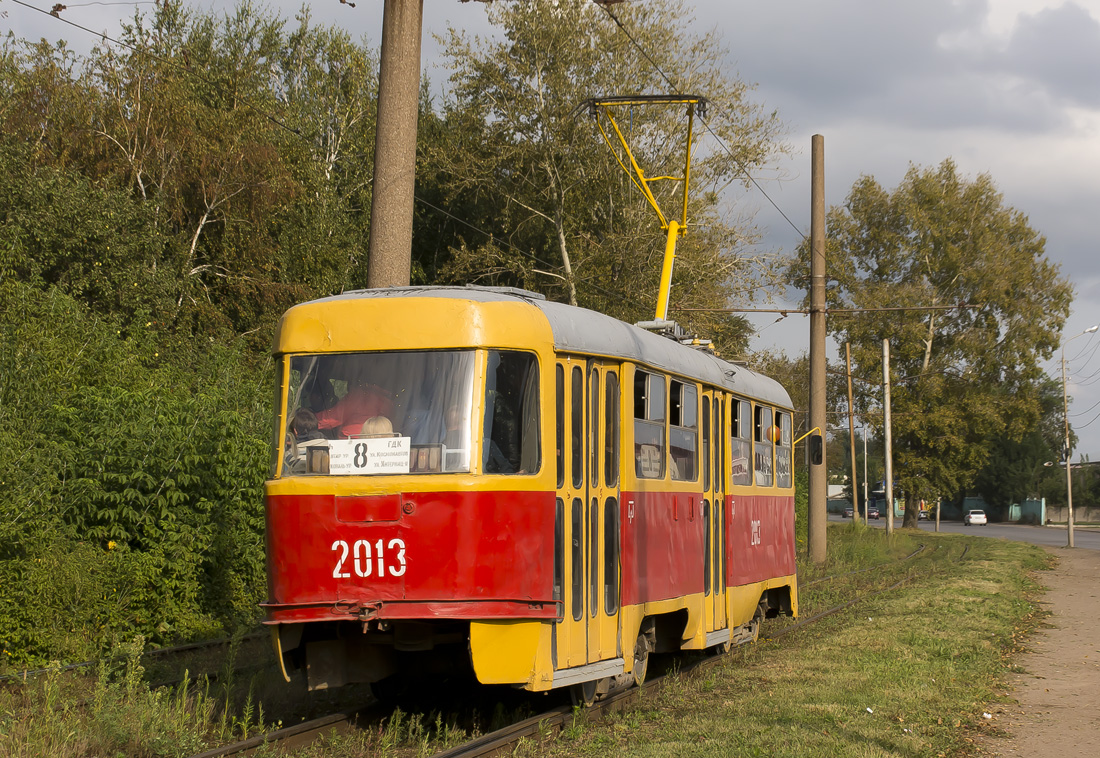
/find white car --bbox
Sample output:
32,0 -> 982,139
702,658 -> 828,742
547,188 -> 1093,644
964,510 -> 987,526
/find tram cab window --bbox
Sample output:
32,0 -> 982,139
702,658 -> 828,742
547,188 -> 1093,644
483,351 -> 540,475
280,350 -> 475,476
730,399 -> 752,486
633,370 -> 665,478
669,381 -> 698,481
776,411 -> 793,488
753,405 -> 775,487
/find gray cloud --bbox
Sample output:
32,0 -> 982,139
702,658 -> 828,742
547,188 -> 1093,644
995,2 -> 1100,108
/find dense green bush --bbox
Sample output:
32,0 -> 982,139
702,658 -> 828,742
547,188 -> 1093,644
0,282 -> 269,667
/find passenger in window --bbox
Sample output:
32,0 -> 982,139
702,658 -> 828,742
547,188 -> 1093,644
285,408 -> 327,473
359,415 -> 394,438
290,408 -> 324,444
315,378 -> 395,438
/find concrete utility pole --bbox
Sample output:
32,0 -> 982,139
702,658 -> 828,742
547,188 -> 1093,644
883,338 -> 894,536
808,135 -> 827,563
846,343 -> 859,524
367,0 -> 425,289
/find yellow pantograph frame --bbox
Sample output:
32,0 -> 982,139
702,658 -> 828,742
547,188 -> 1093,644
583,95 -> 708,321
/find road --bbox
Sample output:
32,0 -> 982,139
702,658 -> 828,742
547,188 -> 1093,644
827,513 -> 1100,551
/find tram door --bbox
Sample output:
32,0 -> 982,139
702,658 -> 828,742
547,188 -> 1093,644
702,392 -> 728,633
556,359 -> 621,668
556,359 -> 588,669
587,361 -> 621,663
711,395 -> 727,631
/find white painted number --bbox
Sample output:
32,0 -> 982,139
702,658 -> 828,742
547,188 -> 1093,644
331,540 -> 351,578
750,520 -> 762,546
332,538 -> 407,579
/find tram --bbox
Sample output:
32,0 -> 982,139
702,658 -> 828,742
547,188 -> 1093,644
263,285 -> 797,701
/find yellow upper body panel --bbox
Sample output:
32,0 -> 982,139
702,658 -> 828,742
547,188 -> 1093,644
274,295 -> 555,355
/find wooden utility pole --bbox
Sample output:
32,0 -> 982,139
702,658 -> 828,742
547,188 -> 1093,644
367,0 -> 424,288
808,135 -> 827,563
846,343 -> 860,524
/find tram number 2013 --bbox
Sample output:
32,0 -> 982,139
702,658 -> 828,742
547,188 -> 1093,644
332,538 -> 406,579
750,520 -> 762,546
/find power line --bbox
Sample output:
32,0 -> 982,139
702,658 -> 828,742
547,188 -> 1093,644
594,2 -> 805,240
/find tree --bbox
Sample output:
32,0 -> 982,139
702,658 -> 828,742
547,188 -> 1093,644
428,0 -> 787,348
798,160 -> 1072,527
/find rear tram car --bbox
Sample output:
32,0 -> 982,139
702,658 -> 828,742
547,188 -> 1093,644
264,286 -> 797,702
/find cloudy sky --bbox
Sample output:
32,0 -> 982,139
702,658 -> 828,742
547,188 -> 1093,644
8,0 -> 1100,460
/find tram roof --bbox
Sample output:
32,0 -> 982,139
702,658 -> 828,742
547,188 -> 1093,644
321,286 -> 793,409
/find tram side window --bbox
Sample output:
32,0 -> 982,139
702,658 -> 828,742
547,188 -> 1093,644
604,373 -> 620,488
484,351 -> 540,474
571,366 -> 584,488
604,497 -> 619,615
730,398 -> 752,486
633,370 -> 665,479
776,411 -> 793,488
669,381 -> 698,480
702,396 -> 711,491
754,405 -> 775,487
555,366 -> 565,489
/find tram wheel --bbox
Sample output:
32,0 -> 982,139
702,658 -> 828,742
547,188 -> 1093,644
571,679 -> 598,707
632,633 -> 650,687
748,601 -> 766,643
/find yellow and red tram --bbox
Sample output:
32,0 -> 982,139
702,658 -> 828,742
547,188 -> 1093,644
263,286 -> 797,700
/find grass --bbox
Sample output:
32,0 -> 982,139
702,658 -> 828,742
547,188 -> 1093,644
530,523 -> 1050,758
0,524 -> 1050,757
0,636 -> 274,758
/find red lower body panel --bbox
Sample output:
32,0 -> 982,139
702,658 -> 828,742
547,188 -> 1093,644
265,490 -> 556,624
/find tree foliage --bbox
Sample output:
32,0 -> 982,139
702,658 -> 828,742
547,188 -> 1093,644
428,0 -> 787,352
798,160 -> 1072,526
0,0 -> 795,665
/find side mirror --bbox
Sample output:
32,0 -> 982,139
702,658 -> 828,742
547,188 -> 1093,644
809,433 -> 823,466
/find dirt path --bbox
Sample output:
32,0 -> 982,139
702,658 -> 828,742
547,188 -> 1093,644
984,545 -> 1100,756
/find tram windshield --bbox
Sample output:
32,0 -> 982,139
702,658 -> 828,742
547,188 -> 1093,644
281,350 -> 476,476
278,350 -> 541,477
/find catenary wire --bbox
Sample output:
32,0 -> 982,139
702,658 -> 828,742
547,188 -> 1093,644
595,2 -> 806,241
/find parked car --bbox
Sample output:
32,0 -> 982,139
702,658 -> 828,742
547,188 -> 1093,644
964,510 -> 987,526
866,506 -> 880,520
843,507 -> 854,518
918,510 -> 929,520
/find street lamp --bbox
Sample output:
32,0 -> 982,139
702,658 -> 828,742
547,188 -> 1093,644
1062,324 -> 1098,548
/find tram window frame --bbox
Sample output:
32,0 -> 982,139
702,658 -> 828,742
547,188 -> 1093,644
776,410 -> 794,488
604,372 -> 620,488
753,404 -> 775,487
554,498 -> 564,603
633,370 -> 666,479
571,366 -> 584,488
483,350 -> 541,475
702,395 -> 712,491
669,381 -> 698,481
589,371 -> 600,486
571,497 -> 583,622
589,498 -> 599,619
604,497 -> 619,615
702,499 -> 712,596
730,398 -> 753,486
271,355 -> 287,478
715,397 -> 725,492
555,365 -> 565,489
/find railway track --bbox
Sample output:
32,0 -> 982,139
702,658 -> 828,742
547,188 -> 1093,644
186,541 -> 971,758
